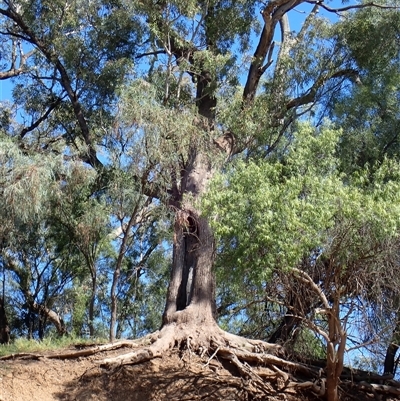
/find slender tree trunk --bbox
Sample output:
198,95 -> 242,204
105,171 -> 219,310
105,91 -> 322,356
109,212 -> 139,342
383,317 -> 400,374
0,297 -> 10,344
109,266 -> 120,342
27,309 -> 34,340
88,272 -> 97,337
325,298 -> 346,401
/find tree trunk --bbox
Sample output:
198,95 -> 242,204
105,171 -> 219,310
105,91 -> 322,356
30,302 -> 66,336
383,342 -> 399,375
27,310 -> 34,340
88,273 -> 97,337
268,288 -> 304,344
162,151 -> 216,328
0,297 -> 10,344
268,314 -> 299,344
268,274 -> 318,345
161,54 -> 218,328
383,318 -> 400,375
325,299 -> 346,401
109,212 -> 139,342
109,266 -> 120,342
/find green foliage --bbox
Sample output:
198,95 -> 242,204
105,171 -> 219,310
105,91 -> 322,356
335,5 -> 400,74
292,328 -> 326,360
0,335 -> 107,358
0,134 -> 61,223
204,123 -> 338,277
205,121 -> 400,283
205,120 -> 400,355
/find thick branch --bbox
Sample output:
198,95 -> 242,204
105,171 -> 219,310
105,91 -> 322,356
243,0 -> 301,101
291,267 -> 330,309
30,302 -> 66,335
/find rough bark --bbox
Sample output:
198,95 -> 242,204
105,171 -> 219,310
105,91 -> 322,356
163,151 -> 216,327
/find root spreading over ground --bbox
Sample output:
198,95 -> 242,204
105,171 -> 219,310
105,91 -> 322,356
1,325 -> 399,401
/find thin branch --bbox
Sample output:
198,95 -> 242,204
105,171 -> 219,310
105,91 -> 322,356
20,97 -> 63,138
135,50 -> 166,59
0,6 -> 102,169
306,1 -> 399,14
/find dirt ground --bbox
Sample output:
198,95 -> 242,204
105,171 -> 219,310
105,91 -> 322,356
0,344 -> 310,401
0,345 -> 397,401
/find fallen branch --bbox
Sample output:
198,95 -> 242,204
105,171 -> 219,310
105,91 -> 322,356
0,340 -> 144,361
355,381 -> 400,396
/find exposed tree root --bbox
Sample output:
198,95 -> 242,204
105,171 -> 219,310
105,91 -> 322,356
0,337 -> 151,361
3,324 -> 400,399
97,324 -> 400,400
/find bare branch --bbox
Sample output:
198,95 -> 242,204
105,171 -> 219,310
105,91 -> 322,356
135,50 -> 166,59
306,1 -> 399,15
243,0 -> 302,101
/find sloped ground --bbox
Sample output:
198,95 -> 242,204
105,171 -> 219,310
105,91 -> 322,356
0,345 -> 397,401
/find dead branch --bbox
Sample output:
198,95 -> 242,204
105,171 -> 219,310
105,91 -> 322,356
0,340 -> 144,361
306,1 -> 399,15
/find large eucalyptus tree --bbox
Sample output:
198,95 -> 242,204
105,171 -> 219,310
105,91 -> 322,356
0,1 -> 399,400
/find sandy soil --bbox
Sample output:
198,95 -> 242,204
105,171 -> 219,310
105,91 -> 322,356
0,345 -> 396,401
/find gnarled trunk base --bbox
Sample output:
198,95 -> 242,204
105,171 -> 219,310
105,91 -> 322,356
96,322 -> 400,400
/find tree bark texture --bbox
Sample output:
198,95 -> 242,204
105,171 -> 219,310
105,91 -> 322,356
163,151 -> 216,327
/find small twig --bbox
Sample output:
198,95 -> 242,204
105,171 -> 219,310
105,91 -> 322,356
204,346 -> 220,367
